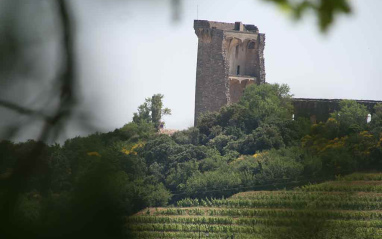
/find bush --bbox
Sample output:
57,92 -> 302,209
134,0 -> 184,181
255,148 -> 304,182
172,127 -> 201,145
207,134 -> 234,154
331,100 -> 369,136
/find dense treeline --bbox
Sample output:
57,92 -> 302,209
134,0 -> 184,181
1,84 -> 382,237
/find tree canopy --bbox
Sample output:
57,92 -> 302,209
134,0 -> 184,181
133,94 -> 171,130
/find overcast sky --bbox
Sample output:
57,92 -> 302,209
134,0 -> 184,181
1,0 -> 382,142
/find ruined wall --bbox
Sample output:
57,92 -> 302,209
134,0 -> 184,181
256,34 -> 266,84
245,40 -> 259,76
293,98 -> 382,123
194,24 -> 228,124
194,20 -> 266,124
226,39 -> 259,76
229,79 -> 255,103
194,20 -> 235,31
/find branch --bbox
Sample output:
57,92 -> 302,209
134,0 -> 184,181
0,99 -> 50,120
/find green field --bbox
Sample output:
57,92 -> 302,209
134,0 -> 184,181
128,173 -> 382,238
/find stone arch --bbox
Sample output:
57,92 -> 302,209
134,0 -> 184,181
244,39 -> 257,76
247,41 -> 256,49
226,38 -> 258,76
226,38 -> 243,75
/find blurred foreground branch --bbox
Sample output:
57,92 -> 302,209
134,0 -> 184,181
0,100 -> 50,120
0,0 -> 77,237
262,0 -> 352,32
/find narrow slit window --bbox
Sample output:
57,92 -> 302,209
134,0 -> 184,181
237,65 -> 240,75
248,42 -> 255,49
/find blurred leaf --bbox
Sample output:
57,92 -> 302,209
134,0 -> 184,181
263,0 -> 352,32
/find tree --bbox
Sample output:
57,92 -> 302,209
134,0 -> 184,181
133,94 -> 171,130
369,103 -> 382,138
151,94 -> 171,129
239,83 -> 293,132
330,100 -> 369,135
252,124 -> 285,152
120,120 -> 156,142
196,111 -> 219,137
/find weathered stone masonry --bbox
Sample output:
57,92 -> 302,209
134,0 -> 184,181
293,98 -> 382,123
194,20 -> 382,124
194,20 -> 265,124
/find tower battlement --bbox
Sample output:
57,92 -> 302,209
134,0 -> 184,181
194,20 -> 259,32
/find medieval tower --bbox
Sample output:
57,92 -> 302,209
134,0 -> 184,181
194,20 -> 266,124
193,20 -> 382,125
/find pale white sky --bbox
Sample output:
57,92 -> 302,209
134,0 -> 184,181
1,0 -> 382,142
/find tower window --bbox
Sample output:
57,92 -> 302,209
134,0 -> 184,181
237,65 -> 240,75
248,42 -> 255,49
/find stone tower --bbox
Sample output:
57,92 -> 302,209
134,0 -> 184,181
194,20 -> 266,124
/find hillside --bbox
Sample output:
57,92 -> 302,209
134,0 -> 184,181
128,173 -> 382,239
1,87 -> 381,238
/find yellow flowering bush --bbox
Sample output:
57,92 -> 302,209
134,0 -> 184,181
121,142 -> 145,155
87,151 -> 101,157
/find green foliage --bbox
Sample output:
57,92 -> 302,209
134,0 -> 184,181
143,134 -> 178,167
369,103 -> 382,138
143,134 -> 208,178
196,111 -> 219,136
172,127 -> 201,145
13,192 -> 42,227
151,94 -> 171,129
166,159 -> 199,191
255,148 -> 304,182
120,121 -> 156,141
252,124 -> 285,152
239,83 -> 293,132
331,100 -> 369,136
0,140 -> 17,174
133,98 -> 151,123
279,117 -> 311,146
301,100 -> 382,174
185,169 -> 243,198
48,144 -> 72,192
196,84 -> 295,149
218,104 -> 247,129
225,124 -> 284,154
263,0 -> 352,32
207,134 -> 234,154
129,179 -> 172,208
133,94 -> 171,130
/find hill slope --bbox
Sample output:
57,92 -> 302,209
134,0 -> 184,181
128,173 -> 382,239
